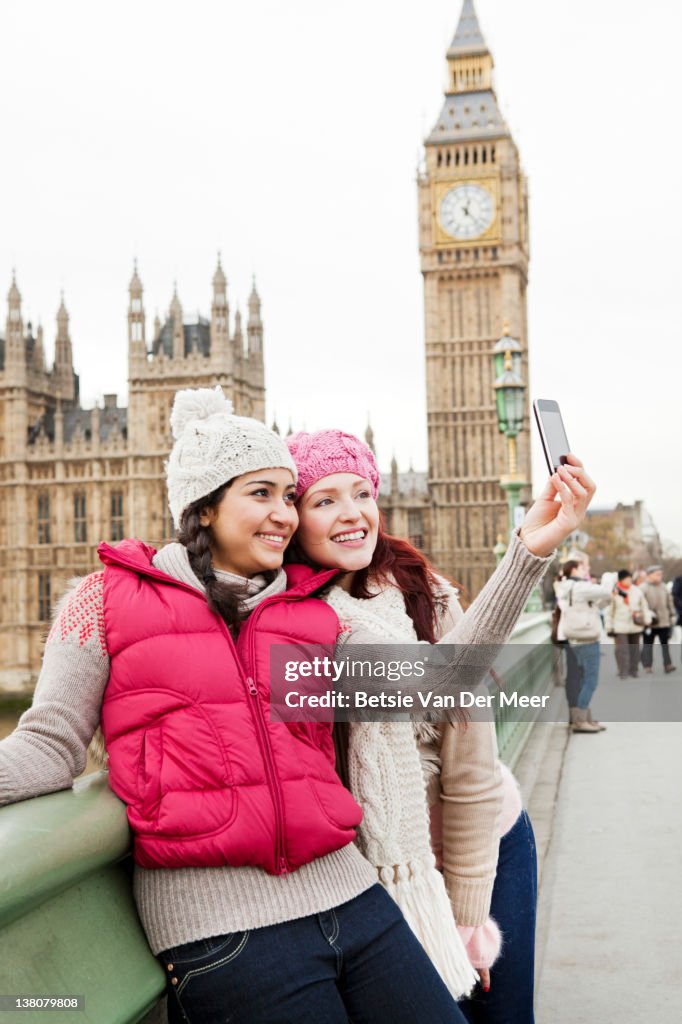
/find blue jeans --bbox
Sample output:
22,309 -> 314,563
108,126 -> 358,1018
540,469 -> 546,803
570,642 -> 601,708
460,811 -> 537,1024
159,883 -> 468,1023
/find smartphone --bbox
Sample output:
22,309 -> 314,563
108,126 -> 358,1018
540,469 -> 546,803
533,399 -> 571,473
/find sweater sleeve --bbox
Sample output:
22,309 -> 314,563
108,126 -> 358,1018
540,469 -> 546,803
438,719 -> 502,925
431,584 -> 503,926
0,573 -> 110,806
437,529 -> 553,646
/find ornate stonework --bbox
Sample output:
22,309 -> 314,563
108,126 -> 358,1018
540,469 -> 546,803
0,261 -> 265,690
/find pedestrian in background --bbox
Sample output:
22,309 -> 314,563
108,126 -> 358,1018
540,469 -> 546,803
640,565 -> 677,674
555,556 -> 611,733
605,570 -> 651,679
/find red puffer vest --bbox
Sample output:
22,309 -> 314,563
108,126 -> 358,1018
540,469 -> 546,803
97,539 -> 362,873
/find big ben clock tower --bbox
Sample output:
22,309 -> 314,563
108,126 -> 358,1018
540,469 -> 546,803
419,0 -> 531,594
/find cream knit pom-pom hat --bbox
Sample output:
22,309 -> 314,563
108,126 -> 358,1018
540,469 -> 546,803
165,386 -> 297,528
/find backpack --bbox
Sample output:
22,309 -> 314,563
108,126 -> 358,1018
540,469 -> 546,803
562,582 -> 601,643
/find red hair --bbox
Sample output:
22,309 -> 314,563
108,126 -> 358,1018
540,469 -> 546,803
350,517 -> 463,643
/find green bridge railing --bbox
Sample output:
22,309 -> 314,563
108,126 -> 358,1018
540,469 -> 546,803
494,612 -> 555,767
0,614 -> 552,1022
0,773 -> 164,1024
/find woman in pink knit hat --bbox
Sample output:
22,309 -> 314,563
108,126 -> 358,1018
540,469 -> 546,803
287,428 -> 596,1024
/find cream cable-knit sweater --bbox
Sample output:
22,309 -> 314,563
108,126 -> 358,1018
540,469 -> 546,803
327,582 -> 482,997
328,579 -> 502,934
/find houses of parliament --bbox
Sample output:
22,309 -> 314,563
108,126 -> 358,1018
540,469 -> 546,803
0,1 -> 533,689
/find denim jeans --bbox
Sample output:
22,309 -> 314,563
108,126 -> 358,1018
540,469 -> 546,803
159,883 -> 468,1024
557,640 -> 582,710
570,641 -> 601,708
460,811 -> 537,1024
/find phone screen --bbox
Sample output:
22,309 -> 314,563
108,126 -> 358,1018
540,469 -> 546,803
534,400 -> 570,472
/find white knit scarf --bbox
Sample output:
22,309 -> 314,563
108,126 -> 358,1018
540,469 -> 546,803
325,583 -> 478,999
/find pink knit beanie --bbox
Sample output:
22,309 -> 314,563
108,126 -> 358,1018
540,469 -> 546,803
286,430 -> 381,499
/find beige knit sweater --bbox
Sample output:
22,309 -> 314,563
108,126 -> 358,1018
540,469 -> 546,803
0,530 -> 550,954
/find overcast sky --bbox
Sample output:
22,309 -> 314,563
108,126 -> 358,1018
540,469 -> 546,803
2,1 -> 681,547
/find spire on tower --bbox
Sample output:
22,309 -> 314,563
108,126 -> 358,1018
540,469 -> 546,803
53,291 -> 75,401
128,263 -> 146,354
246,276 -> 263,361
447,0 -> 488,57
170,284 -> 184,360
426,0 -> 506,142
248,276 -> 261,322
56,291 -> 70,339
365,416 -> 376,455
129,260 -> 143,299
8,270 -> 21,308
390,453 -> 399,497
6,270 -> 22,332
212,252 -> 227,292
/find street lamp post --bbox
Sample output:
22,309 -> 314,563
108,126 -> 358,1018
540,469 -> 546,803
493,323 -> 527,540
492,323 -> 544,611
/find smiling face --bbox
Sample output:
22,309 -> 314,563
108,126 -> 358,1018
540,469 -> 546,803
295,473 -> 380,589
200,468 -> 298,577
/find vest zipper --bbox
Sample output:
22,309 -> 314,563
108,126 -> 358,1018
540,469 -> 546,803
243,598 -> 294,874
211,615 -> 288,874
246,673 -> 288,875
239,578 -> 338,875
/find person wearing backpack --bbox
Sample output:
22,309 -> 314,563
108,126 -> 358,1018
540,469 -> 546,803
555,558 -> 611,733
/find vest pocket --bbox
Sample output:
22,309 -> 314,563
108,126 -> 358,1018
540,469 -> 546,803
307,777 -> 363,831
138,724 -> 164,821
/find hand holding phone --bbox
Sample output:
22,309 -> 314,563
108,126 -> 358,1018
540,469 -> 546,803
516,400 -> 596,556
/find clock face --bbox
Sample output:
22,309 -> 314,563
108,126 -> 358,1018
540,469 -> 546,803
439,184 -> 495,240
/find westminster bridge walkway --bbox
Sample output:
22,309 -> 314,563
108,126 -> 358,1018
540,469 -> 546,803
1,623 -> 681,1023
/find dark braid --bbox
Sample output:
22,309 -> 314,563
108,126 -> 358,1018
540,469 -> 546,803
178,482 -> 244,631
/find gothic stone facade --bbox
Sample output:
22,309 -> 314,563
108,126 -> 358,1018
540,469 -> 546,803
0,261 -> 264,691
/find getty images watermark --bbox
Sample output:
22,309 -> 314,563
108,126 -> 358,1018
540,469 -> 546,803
268,644 -> 682,724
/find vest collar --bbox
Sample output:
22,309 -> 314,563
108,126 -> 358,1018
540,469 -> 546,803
99,541 -> 339,603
